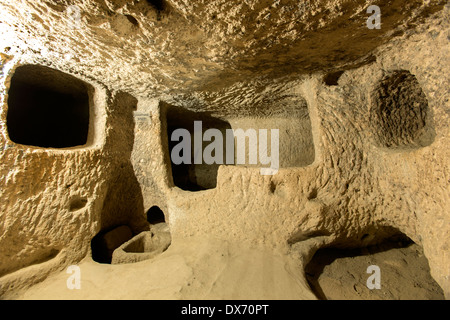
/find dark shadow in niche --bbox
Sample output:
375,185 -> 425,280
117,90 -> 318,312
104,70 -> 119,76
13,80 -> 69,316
146,0 -> 166,20
305,233 -> 445,300
7,65 -> 91,148
91,225 -> 133,264
91,229 -> 112,264
68,197 -> 88,212
164,105 -> 232,191
147,206 -> 166,224
146,0 -> 165,11
90,92 -> 148,264
323,71 -> 345,86
125,14 -> 139,27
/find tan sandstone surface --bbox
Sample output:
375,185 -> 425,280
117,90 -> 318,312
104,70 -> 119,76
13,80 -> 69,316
0,0 -> 449,300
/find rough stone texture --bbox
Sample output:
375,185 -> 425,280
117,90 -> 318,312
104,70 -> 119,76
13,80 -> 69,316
370,70 -> 435,148
0,0 -> 449,299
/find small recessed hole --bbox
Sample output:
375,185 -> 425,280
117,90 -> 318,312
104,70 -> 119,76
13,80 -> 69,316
307,188 -> 318,200
69,197 -> 88,212
125,15 -> 139,27
361,233 -> 369,241
269,181 -> 277,194
147,206 -> 166,224
146,0 -> 165,11
323,71 -> 345,86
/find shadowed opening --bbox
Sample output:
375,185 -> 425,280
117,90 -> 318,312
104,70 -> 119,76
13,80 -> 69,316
166,106 -> 232,191
91,225 -> 133,264
125,15 -> 139,26
147,206 -> 166,224
7,65 -> 91,148
323,71 -> 344,86
146,0 -> 165,11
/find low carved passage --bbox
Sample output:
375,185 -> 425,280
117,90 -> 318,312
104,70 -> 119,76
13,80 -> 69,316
147,206 -> 166,224
305,237 -> 445,300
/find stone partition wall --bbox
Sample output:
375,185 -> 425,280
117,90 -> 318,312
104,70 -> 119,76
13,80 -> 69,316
0,61 -> 148,293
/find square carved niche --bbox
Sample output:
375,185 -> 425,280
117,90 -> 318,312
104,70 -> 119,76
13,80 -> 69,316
7,65 -> 93,149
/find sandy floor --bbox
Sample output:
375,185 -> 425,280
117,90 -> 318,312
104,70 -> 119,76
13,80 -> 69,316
6,237 -> 444,300
9,237 -> 316,300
